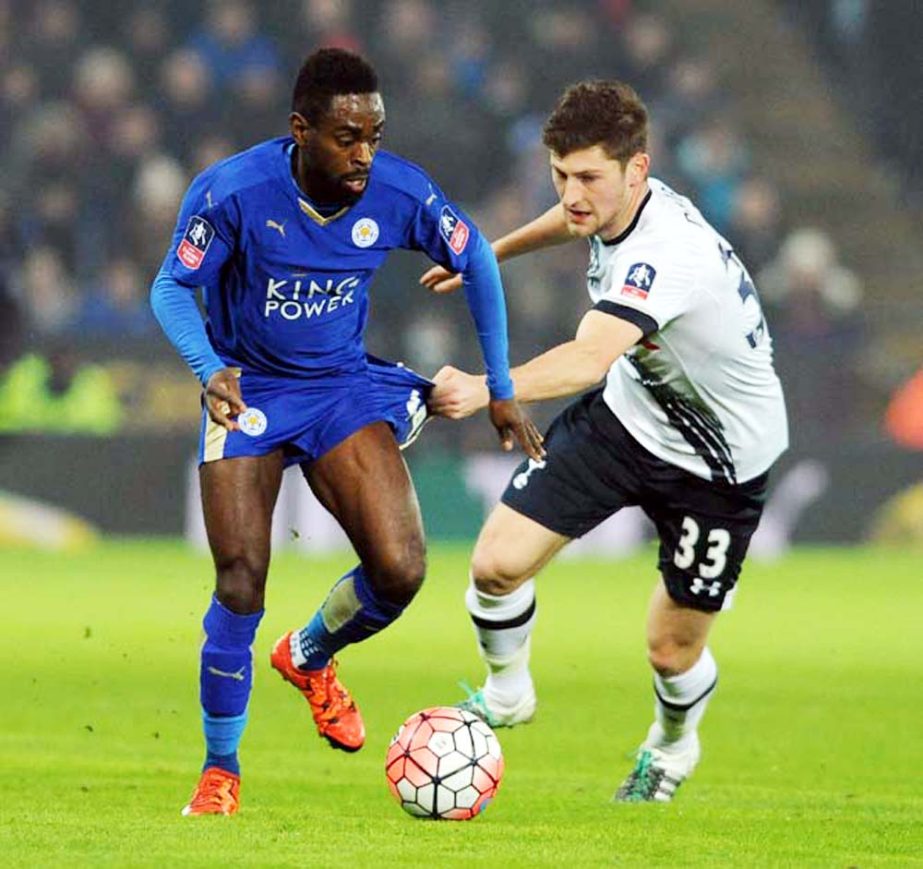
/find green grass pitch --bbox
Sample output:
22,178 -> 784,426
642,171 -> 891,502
2,541 -> 922,867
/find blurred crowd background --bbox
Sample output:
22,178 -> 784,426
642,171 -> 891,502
0,0 -> 920,457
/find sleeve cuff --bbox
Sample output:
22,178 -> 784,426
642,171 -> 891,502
593,300 -> 660,337
486,374 -> 515,401
199,359 -> 228,386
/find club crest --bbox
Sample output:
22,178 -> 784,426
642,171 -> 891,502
238,407 -> 268,437
352,217 -> 379,248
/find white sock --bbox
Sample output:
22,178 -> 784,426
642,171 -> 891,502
465,578 -> 536,706
648,647 -> 718,753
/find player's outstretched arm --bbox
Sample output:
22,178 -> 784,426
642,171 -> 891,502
420,203 -> 571,294
507,310 -> 642,403
430,311 -> 642,415
433,232 -> 544,461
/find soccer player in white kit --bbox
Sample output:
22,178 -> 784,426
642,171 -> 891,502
423,80 -> 788,802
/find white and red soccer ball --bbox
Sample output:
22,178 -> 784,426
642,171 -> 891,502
385,706 -> 504,820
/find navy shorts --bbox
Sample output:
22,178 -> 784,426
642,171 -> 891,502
501,389 -> 769,612
198,355 -> 432,467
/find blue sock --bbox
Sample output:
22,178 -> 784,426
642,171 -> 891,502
203,712 -> 247,775
293,565 -> 407,670
199,595 -> 263,775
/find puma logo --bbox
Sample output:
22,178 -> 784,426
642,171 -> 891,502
266,219 -> 286,238
207,666 -> 246,681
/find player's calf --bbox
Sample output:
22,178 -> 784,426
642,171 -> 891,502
456,578 -> 539,728
616,646 -> 717,803
198,596 -> 263,778
365,542 -> 425,606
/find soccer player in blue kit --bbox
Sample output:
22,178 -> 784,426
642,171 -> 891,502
150,48 -> 543,816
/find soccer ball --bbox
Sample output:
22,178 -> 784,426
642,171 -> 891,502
385,706 -> 504,820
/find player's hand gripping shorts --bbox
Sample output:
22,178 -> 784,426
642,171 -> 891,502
198,355 -> 432,467
501,388 -> 769,612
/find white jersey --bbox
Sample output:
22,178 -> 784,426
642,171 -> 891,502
587,178 -> 788,484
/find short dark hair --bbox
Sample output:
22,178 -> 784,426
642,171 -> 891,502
542,80 -> 648,164
292,48 -> 379,123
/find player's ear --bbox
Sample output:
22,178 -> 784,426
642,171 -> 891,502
289,112 -> 312,145
626,152 -> 650,188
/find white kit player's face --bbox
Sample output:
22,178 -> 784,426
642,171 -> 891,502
550,145 -> 647,241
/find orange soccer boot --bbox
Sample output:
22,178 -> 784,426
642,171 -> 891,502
270,631 -> 365,752
181,766 -> 240,816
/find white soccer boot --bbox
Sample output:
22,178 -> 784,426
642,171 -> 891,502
456,683 -> 536,728
614,731 -> 701,803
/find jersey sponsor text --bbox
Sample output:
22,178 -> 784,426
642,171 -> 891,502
263,275 -> 359,320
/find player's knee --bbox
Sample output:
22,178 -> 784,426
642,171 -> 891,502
647,636 -> 702,677
367,542 -> 426,605
470,545 -> 528,597
214,555 -> 268,613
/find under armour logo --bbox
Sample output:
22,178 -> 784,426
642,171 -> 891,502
266,219 -> 286,238
689,578 -> 722,597
207,666 -> 246,681
512,458 -> 546,490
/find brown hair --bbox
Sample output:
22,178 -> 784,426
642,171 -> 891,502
542,80 -> 648,164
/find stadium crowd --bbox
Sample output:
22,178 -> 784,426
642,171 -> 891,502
783,0 -> 923,203
0,0 -> 863,440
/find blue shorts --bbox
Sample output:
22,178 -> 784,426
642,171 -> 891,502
198,355 -> 433,467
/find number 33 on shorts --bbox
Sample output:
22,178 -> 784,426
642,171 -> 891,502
673,515 -> 732,596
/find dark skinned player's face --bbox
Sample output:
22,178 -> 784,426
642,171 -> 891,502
290,93 -> 385,205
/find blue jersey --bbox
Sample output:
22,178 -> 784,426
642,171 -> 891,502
152,137 -> 512,395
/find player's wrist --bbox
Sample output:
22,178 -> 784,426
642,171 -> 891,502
200,361 -> 229,388
486,373 -> 514,402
